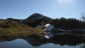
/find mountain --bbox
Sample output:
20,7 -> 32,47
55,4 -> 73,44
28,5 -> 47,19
1,13 -> 85,29
0,14 -> 45,37
0,13 -> 53,28
23,13 -> 53,27
1,13 -> 85,37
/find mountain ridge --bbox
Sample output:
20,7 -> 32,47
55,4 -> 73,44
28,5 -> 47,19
0,13 -> 85,30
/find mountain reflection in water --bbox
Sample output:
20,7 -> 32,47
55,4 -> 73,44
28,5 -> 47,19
0,34 -> 85,48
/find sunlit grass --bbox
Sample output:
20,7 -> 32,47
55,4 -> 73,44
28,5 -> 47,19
0,26 -> 45,37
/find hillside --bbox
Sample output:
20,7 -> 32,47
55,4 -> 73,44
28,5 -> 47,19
23,13 -> 53,27
0,13 -> 85,37
0,18 -> 44,37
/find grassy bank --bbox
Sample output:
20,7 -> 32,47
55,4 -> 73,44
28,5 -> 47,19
0,26 -> 45,37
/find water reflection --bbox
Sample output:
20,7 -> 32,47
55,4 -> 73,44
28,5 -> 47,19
36,43 -> 84,48
0,34 -> 85,48
0,36 -> 16,42
23,34 -> 85,46
0,38 -> 34,48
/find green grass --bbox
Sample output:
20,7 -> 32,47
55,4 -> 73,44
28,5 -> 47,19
0,26 -> 45,37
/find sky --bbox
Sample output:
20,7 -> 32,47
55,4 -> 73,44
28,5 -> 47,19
0,0 -> 85,19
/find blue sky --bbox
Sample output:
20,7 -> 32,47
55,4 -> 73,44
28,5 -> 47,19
0,0 -> 85,19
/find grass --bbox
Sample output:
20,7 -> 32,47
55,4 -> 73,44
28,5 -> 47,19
0,26 -> 45,37
0,20 -> 45,37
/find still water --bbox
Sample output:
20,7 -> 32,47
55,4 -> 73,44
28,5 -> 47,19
0,39 -> 84,48
0,35 -> 85,48
0,39 -> 34,48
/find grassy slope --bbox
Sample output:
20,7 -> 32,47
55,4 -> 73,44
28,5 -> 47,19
0,20 -> 44,37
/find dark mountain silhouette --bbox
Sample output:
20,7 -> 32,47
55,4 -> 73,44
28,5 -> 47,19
0,13 -> 53,28
23,13 -> 53,27
0,13 -> 85,30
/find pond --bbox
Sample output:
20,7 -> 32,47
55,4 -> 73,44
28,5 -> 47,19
0,35 -> 85,48
0,39 -> 34,48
